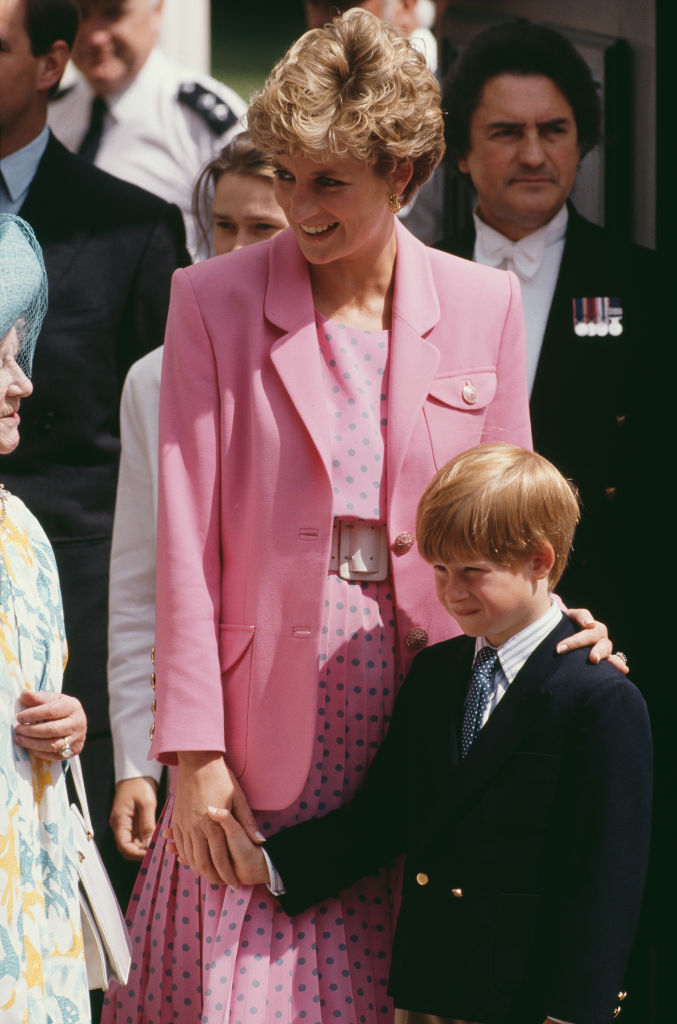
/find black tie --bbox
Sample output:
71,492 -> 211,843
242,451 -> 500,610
77,96 -> 107,162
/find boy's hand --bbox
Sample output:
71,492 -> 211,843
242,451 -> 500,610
207,805 -> 269,888
558,608 -> 629,674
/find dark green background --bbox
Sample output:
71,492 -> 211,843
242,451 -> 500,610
211,3 -> 307,101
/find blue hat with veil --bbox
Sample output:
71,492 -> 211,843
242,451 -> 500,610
0,213 -> 48,377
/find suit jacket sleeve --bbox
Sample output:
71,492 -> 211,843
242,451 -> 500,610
264,657 -> 423,915
151,269 -> 226,762
543,675 -> 652,1023
108,350 -> 163,783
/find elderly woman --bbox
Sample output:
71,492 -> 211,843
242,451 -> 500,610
103,12 -> 614,1024
0,214 -> 90,1021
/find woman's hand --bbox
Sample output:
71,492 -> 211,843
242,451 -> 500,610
14,690 -> 87,760
207,806 -> 269,888
110,776 -> 159,860
558,608 -> 629,674
171,752 -> 263,886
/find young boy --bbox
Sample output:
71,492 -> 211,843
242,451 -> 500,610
210,444 -> 652,1024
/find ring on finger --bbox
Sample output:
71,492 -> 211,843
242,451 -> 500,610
614,651 -> 628,665
58,738 -> 74,759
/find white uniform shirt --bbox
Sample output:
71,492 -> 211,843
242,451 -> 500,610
473,205 -> 568,395
48,48 -> 247,256
108,346 -> 163,784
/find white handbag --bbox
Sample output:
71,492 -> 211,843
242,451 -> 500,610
69,755 -> 132,990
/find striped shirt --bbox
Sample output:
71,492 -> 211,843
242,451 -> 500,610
473,599 -> 563,730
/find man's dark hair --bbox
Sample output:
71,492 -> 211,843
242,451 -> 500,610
24,0 -> 79,55
444,20 -> 602,165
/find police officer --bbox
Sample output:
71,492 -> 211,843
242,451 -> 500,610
48,0 -> 246,255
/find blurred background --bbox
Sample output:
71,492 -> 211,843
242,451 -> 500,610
210,4 -> 306,99
160,0 -> 659,251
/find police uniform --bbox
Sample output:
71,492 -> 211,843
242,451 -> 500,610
48,48 -> 247,255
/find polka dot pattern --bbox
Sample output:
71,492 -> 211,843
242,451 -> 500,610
317,314 -> 388,520
102,316 -> 404,1023
461,645 -> 498,758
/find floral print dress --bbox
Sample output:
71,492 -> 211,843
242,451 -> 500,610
0,489 -> 90,1023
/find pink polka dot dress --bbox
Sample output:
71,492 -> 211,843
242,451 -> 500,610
102,315 -> 404,1024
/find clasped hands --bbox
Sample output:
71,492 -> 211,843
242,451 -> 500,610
167,611 -> 622,888
167,751 -> 268,887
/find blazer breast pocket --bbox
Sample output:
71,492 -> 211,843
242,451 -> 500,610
219,624 -> 256,777
424,371 -> 498,467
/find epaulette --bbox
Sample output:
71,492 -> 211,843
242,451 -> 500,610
51,83 -> 77,102
178,82 -> 239,133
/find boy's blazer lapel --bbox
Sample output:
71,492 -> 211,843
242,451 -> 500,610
415,616 -> 574,854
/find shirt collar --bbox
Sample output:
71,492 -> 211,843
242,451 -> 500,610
107,48 -> 163,121
0,126 -> 50,203
475,599 -> 563,683
473,204 -> 569,281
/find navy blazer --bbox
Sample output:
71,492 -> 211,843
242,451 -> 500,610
265,616 -> 652,1024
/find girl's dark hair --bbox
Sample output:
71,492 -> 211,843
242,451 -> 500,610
191,132 -> 276,259
444,20 -> 601,165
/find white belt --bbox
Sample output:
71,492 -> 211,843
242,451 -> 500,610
329,521 -> 389,581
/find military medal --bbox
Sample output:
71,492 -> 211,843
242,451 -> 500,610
572,296 -> 623,337
572,297 -> 589,336
608,297 -> 623,336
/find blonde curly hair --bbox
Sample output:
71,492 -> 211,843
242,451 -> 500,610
247,9 -> 445,203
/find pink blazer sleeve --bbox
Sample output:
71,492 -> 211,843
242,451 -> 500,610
151,268 -> 226,763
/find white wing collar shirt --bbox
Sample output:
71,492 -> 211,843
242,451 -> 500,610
473,204 -> 568,396
48,48 -> 247,256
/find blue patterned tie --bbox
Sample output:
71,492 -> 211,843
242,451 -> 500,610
461,645 -> 499,757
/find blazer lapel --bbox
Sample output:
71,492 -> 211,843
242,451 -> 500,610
529,203 -> 587,431
387,221 -> 442,497
19,134 -> 88,295
415,616 -> 574,853
266,230 -> 333,483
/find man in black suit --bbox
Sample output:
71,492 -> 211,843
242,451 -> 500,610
436,22 -> 655,653
0,0 -> 188,901
210,444 -> 652,1024
436,24 -> 660,1022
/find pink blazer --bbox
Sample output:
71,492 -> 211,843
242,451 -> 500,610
150,221 -> 531,809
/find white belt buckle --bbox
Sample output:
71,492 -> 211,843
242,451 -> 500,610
330,521 -> 389,581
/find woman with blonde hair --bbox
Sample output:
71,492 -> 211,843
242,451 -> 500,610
103,11 -> 614,1023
